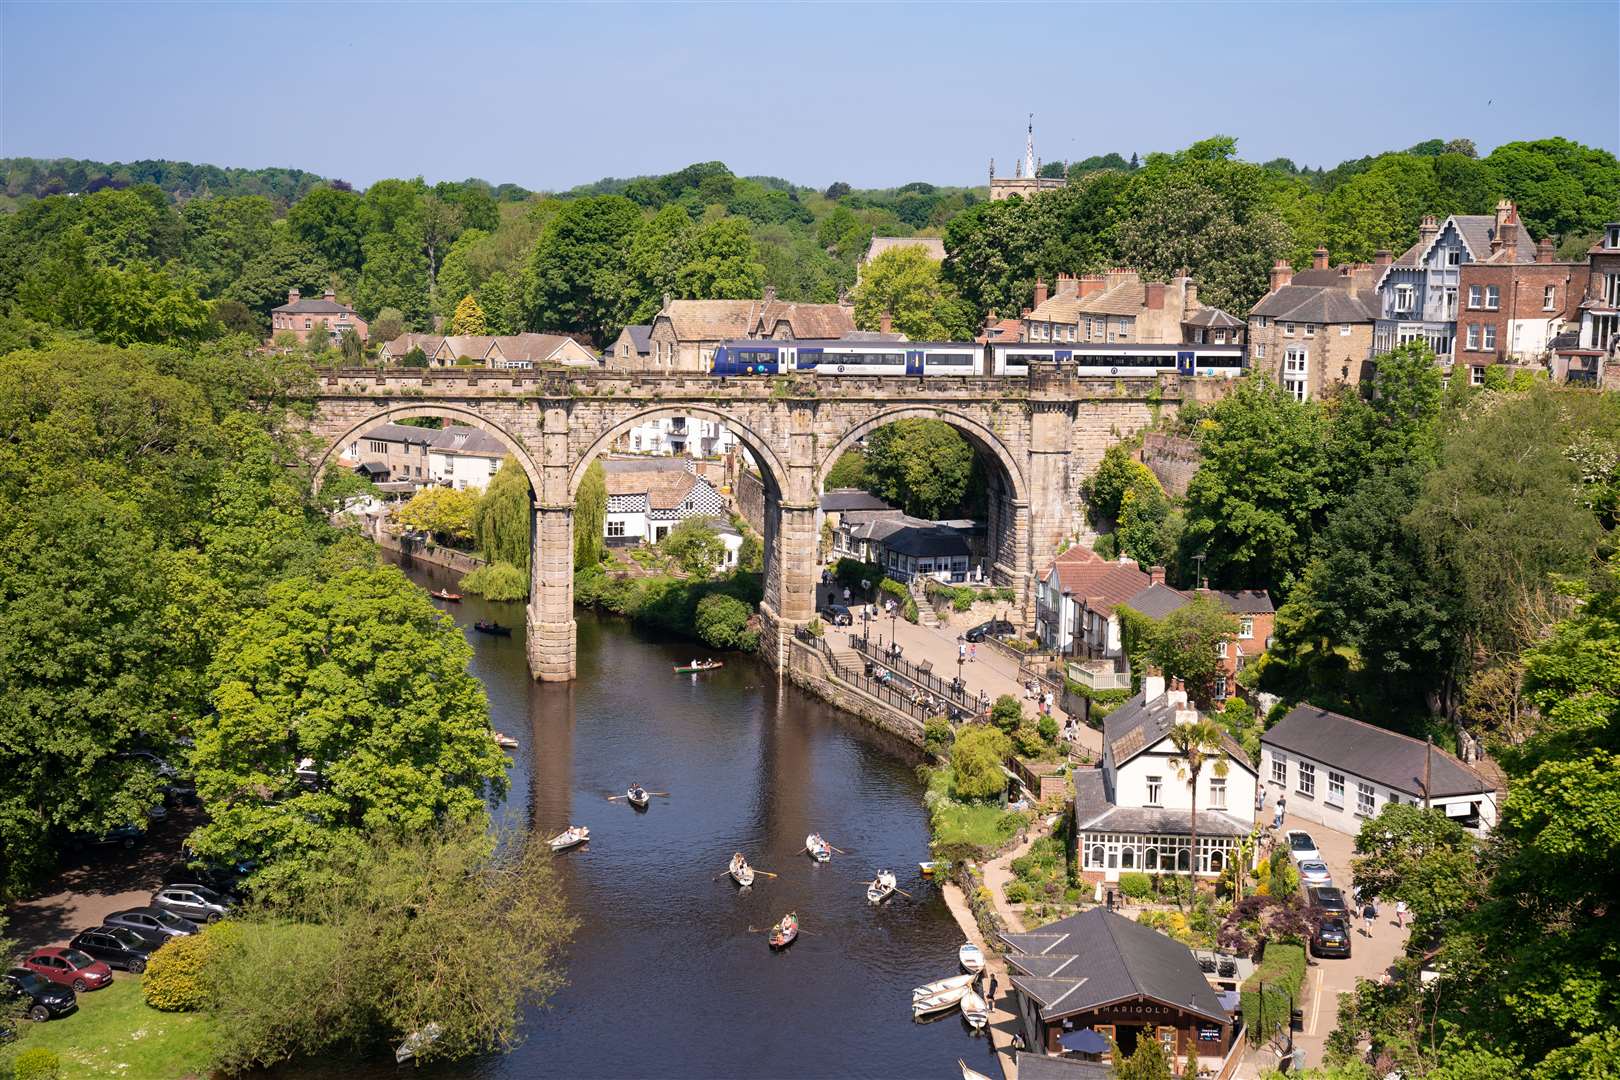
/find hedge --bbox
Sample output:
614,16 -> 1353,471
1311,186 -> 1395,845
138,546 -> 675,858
13,1048 -> 62,1080
1240,942 -> 1306,1044
142,922 -> 238,1012
1118,871 -> 1153,900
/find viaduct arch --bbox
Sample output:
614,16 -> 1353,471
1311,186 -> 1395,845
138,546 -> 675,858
302,367 -> 1181,681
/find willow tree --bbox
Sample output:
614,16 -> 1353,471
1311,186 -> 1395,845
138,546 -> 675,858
574,460 -> 606,569
472,458 -> 532,571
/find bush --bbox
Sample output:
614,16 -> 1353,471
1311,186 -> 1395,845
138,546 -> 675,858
879,577 -> 909,603
1012,723 -> 1045,758
990,694 -> 1023,733
1037,714 -> 1059,744
923,717 -> 954,757
806,617 -> 825,638
1241,942 -> 1307,1044
833,558 -> 882,588
1004,880 -> 1032,904
902,597 -> 919,624
952,725 -> 1012,799
1118,872 -> 1153,900
460,561 -> 528,601
13,1048 -> 62,1080
143,921 -> 235,1012
694,593 -> 753,649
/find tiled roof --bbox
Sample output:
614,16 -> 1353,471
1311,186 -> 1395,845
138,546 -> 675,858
1183,307 -> 1244,329
819,490 -> 894,512
1043,551 -> 1151,616
1102,689 -> 1252,769
1262,706 -> 1497,799
605,467 -> 699,511
1388,214 -> 1538,274
273,298 -> 355,315
381,333 -> 443,358
863,236 -> 946,263
1000,908 -> 1230,1025
432,424 -> 506,457
1027,280 -> 1157,322
976,317 -> 1024,344
1250,284 -> 1378,322
657,298 -> 855,342
1120,582 -> 1191,619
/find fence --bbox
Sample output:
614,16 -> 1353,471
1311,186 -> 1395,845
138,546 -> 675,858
794,630 -> 939,724
848,635 -> 981,717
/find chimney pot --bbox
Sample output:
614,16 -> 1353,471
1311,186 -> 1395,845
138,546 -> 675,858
1149,565 -> 1166,585
323,287 -> 336,302
762,284 -> 778,304
288,288 -> 301,304
1269,260 -> 1293,293
1078,275 -> 1105,299
1033,277 -> 1049,307
1143,672 -> 1166,704
1184,282 -> 1199,310
1419,215 -> 1439,244
1312,246 -> 1329,270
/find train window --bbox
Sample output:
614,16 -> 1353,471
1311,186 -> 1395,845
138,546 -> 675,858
924,353 -> 974,366
826,351 -> 904,366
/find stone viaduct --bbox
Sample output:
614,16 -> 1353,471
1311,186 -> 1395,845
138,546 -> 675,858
302,367 -> 1190,682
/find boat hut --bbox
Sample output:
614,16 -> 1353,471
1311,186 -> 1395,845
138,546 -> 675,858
1001,908 -> 1235,1074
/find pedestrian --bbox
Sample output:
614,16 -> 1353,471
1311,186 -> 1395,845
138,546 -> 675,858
1258,787 -> 1268,812
1272,795 -> 1286,830
988,975 -> 999,1004
970,642 -> 978,662
1044,690 -> 1054,716
959,640 -> 967,662
1395,899 -> 1407,928
843,586 -> 851,604
1362,900 -> 1376,936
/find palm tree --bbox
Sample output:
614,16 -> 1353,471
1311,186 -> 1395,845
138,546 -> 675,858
1167,716 -> 1229,884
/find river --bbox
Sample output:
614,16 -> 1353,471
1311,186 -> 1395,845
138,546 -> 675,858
326,554 -> 997,1080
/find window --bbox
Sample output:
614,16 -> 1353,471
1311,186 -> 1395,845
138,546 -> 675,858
1214,676 -> 1227,699
1283,322 -> 1296,336
1485,285 -> 1500,310
1483,324 -> 1496,350
367,440 -> 387,454
1340,323 -> 1352,336
682,499 -> 694,511
1298,761 -> 1316,797
1303,323 -> 1316,337
1606,274 -> 1620,308
1210,776 -> 1227,809
1214,330 -> 1227,344
1446,248 -> 1462,267
1239,617 -> 1254,639
1272,757 -> 1287,785
1146,776 -> 1163,805
1471,366 -> 1485,386
1544,285 -> 1557,310
1254,342 -> 1267,359
1327,771 -> 1345,806
1466,324 -> 1481,350
1283,347 -> 1309,401
1215,640 -> 1228,658
1468,285 -> 1482,309
1395,285 -> 1415,312
1253,316 -> 1269,328
489,458 -> 499,475
1159,1027 -> 1177,1055
1357,782 -> 1376,816
443,457 -> 454,475
606,520 -> 625,538
304,318 -> 312,329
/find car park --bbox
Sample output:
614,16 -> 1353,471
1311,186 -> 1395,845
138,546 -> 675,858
2,969 -> 76,1022
1297,859 -> 1333,888
963,619 -> 1015,643
817,603 -> 853,626
1307,885 -> 1350,917
1285,830 -> 1322,865
104,907 -> 199,943
20,947 -> 112,992
1310,915 -> 1353,959
70,823 -> 146,850
69,927 -> 159,973
152,883 -> 231,923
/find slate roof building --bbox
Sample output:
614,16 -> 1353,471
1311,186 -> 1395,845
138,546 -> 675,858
271,288 -> 368,345
1116,584 -> 1275,703
601,457 -> 726,545
1181,306 -> 1246,346
1033,547 -> 1152,662
608,324 -> 653,366
828,497 -> 981,583
1261,705 -> 1500,835
638,287 -> 856,373
346,422 -> 509,491
1021,271 -> 1210,346
1247,248 -> 1380,401
1001,907 -> 1236,1069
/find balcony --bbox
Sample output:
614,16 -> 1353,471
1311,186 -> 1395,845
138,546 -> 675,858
1068,657 -> 1132,692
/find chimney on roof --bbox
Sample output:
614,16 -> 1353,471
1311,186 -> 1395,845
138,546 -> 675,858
1078,275 -> 1105,298
1495,198 -> 1515,236
1537,237 -> 1556,264
1312,246 -> 1329,270
1269,260 -> 1293,293
1033,277 -> 1049,307
1105,267 -> 1137,289
1149,565 -> 1166,585
1164,677 -> 1189,709
1055,273 -> 1080,299
762,285 -> 778,304
323,287 -> 336,303
1144,282 -> 1166,310
1143,671 -> 1166,704
1183,281 -> 1199,310
1374,249 -> 1393,267
1419,215 -> 1439,246
662,292 -> 673,311
880,309 -> 893,335
287,288 -> 300,305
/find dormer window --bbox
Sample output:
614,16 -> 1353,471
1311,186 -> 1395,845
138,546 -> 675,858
1606,225 -> 1620,249
1446,249 -> 1462,267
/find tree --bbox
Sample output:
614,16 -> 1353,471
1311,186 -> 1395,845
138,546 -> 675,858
1112,1032 -> 1174,1080
401,346 -> 428,368
622,204 -> 695,324
212,298 -> 262,338
17,236 -> 219,346
525,195 -> 643,342
1118,471 -> 1178,569
660,517 -> 725,578
851,246 -> 974,341
824,450 -> 869,491
182,195 -> 277,296
353,231 -> 430,323
393,486 -> 478,542
1166,715 -> 1229,878
573,460 -> 606,569
951,725 -> 1011,800
286,185 -> 364,276
695,593 -> 753,649
1086,443 -> 1155,522
190,566 -> 508,902
450,293 -> 487,335
1351,804 -> 1479,930
370,306 -> 406,345
224,230 -> 329,318
1142,595 -> 1238,705
824,181 -> 851,200
338,327 -> 364,363
863,419 -> 979,519
675,217 -> 765,301
990,694 -> 1023,734
473,458 -> 532,572
418,194 -> 465,301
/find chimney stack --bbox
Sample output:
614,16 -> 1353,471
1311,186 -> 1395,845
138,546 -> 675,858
323,287 -> 336,302
1312,246 -> 1330,270
880,310 -> 893,335
1055,273 -> 1080,299
1495,198 -> 1515,235
1144,282 -> 1166,310
1419,215 -> 1439,246
1078,275 -> 1105,299
1143,671 -> 1166,704
1537,237 -> 1556,264
287,288 -> 301,305
1149,565 -> 1166,585
1164,677 -> 1189,709
1184,281 -> 1199,310
1033,277 -> 1049,307
762,284 -> 778,304
1374,249 -> 1393,267
1269,260 -> 1293,293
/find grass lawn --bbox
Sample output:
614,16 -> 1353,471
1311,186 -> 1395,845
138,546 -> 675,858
7,975 -> 217,1079
923,765 -> 1027,853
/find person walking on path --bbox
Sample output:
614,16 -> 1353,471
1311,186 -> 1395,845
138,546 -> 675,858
1395,899 -> 1408,928
1272,794 -> 1287,830
987,975 -> 998,1005
969,642 -> 978,663
959,640 -> 967,663
1362,899 -> 1377,936
843,586 -> 851,604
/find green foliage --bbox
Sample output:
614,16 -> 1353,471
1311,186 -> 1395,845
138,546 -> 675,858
394,485 -> 478,542
1118,871 -> 1153,900
574,564 -> 763,649
449,293 -> 487,335
694,593 -> 753,649
1139,595 -> 1240,705
851,245 -> 974,341
473,457 -> 532,572
660,517 -> 726,578
1118,470 -> 1179,569
1212,696 -> 1261,764
923,717 -> 954,757
863,419 -> 981,519
525,195 -> 643,343
1351,803 -> 1477,928
143,922 -> 236,1012
990,694 -> 1023,734
824,449 -> 870,491
574,459 -> 606,570
951,726 -> 1012,800
17,235 -> 219,346
12,1048 -> 62,1080
1112,1031 -> 1174,1080
401,345 -> 428,367
1267,847 -> 1300,900
1037,714 -> 1058,744
460,561 -> 529,601
1241,942 -> 1307,1046
902,596 -> 919,623
833,558 -> 884,589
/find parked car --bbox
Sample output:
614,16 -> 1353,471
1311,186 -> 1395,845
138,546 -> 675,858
69,823 -> 146,850
69,927 -> 160,973
1307,885 -> 1350,916
1284,830 -> 1322,865
817,603 -> 853,626
1297,859 -> 1333,888
1310,915 -> 1353,959
161,859 -> 250,900
20,947 -> 112,992
2,968 -> 76,1022
119,749 -> 179,779
964,619 -> 1016,643
152,883 -> 231,923
103,906 -> 199,943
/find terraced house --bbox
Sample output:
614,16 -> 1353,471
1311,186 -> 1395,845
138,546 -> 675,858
1247,248 -> 1379,402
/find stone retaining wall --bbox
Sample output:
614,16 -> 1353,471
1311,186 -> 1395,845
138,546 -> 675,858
785,640 -> 926,748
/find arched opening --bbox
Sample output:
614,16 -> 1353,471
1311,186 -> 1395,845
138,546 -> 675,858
314,404 -> 542,496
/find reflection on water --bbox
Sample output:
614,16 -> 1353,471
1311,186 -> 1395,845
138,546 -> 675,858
281,554 -> 992,1079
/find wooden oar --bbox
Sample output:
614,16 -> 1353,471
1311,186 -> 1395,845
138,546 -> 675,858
893,886 -> 914,899
648,792 -> 671,797
751,869 -> 779,878
828,844 -> 849,854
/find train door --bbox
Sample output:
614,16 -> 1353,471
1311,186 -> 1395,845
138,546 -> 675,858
779,347 -> 795,374
1177,350 -> 1196,376
906,350 -> 925,377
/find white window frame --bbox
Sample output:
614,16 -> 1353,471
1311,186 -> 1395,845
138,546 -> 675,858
1468,284 -> 1482,309
1209,776 -> 1227,809
1446,248 -> 1462,267
1544,285 -> 1557,311
1327,771 -> 1345,807
1466,324 -> 1481,350
1271,757 -> 1287,786
1340,323 -> 1351,336
1303,323 -> 1316,337
1239,617 -> 1254,639
1254,342 -> 1266,359
606,520 -> 626,538
1356,781 -> 1376,816
1146,776 -> 1163,806
1283,322 -> 1296,337
1483,324 -> 1497,350
1394,285 -> 1415,313
1214,676 -> 1227,700
1215,640 -> 1228,659
1297,761 -> 1316,798
1486,285 -> 1500,310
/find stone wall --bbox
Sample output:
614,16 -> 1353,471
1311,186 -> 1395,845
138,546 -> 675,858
785,640 -> 926,748
733,463 -> 766,533
1141,433 -> 1202,497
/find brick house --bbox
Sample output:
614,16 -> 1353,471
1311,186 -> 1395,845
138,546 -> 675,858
1247,248 -> 1379,401
638,287 -> 855,373
270,288 -> 368,345
1020,270 -> 1218,345
1552,223 -> 1620,385
1453,218 -> 1589,383
1116,583 -> 1275,703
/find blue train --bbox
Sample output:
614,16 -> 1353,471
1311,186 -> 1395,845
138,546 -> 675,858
710,340 -> 1246,378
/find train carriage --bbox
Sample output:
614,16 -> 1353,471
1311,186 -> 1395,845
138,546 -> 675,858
713,339 -> 1245,379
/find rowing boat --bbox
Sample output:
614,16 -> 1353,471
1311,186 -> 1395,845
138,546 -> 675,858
548,826 -> 589,851
918,860 -> 938,876
913,973 -> 976,1000
958,942 -> 985,973
768,912 -> 798,949
805,833 -> 831,862
493,732 -> 519,750
429,589 -> 461,602
960,988 -> 989,1030
729,853 -> 755,887
912,983 -> 969,1019
625,786 -> 650,809
673,660 -> 723,674
960,1059 -> 997,1080
474,620 -> 511,637
867,870 -> 897,903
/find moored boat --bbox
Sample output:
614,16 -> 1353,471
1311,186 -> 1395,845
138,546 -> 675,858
805,833 -> 832,862
960,1059 -> 997,1080
960,988 -> 989,1030
395,1022 -> 443,1064
493,732 -> 519,750
912,983 -> 969,1019
918,860 -> 938,876
673,659 -> 723,674
768,911 -> 798,949
867,869 -> 897,903
729,852 -> 755,888
429,588 -> 461,602
958,942 -> 985,973
548,825 -> 589,851
474,620 -> 511,637
913,973 -> 976,1000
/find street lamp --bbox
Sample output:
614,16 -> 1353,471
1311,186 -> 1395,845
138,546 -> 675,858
861,604 -> 871,648
890,599 -> 899,658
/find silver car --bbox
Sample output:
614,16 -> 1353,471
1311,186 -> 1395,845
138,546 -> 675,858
152,884 -> 230,924
1297,859 -> 1333,888
1285,830 -> 1322,865
104,906 -> 199,943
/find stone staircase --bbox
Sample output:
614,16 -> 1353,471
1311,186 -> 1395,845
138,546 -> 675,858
824,638 -> 863,673
908,578 -> 942,628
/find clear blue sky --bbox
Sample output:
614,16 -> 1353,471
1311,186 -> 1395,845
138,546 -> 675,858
3,1 -> 1616,191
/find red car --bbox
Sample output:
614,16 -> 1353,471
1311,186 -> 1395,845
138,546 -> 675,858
21,947 -> 113,992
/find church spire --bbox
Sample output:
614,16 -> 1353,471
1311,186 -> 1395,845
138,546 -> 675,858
1024,113 -> 1036,179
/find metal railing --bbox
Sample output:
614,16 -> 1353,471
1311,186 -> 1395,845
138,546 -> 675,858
795,629 -> 937,724
847,635 -> 979,715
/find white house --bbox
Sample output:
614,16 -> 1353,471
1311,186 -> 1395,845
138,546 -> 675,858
348,423 -> 507,492
1035,547 -> 1152,660
1260,706 -> 1500,837
425,425 -> 506,492
1075,675 -> 1258,884
618,415 -> 736,458
602,458 -> 727,545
